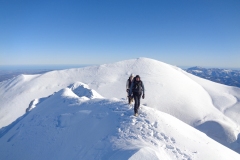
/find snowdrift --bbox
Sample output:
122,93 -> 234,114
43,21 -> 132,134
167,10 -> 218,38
0,83 -> 239,160
0,57 -> 240,152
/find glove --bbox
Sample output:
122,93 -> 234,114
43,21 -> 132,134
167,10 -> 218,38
142,94 -> 145,99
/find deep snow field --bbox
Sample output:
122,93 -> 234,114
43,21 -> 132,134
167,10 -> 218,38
0,58 -> 240,159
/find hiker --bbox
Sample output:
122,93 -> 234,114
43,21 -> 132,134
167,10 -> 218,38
129,75 -> 145,116
126,74 -> 134,104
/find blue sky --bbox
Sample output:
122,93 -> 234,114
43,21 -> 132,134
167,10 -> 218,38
0,0 -> 240,68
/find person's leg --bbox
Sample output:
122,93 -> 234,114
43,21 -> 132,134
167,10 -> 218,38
127,90 -> 131,104
135,93 -> 142,114
133,93 -> 139,114
131,96 -> 134,103
128,96 -> 131,104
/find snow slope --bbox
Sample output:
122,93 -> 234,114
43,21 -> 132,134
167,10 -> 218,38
0,57 -> 240,152
1,83 -> 239,160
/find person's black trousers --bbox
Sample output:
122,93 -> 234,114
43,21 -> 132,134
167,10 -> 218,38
133,92 -> 142,114
128,96 -> 132,104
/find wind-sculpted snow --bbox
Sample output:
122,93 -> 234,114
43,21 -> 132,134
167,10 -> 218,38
0,57 -> 240,153
68,82 -> 103,99
0,84 -> 240,160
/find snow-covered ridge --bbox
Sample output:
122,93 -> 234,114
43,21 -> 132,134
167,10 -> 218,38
1,83 -> 239,160
0,57 -> 240,154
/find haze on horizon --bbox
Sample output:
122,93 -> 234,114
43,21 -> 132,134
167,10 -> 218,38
0,0 -> 239,68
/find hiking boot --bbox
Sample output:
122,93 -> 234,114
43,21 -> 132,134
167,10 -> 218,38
134,113 -> 138,117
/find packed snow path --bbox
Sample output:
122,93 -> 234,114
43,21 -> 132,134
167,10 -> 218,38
112,104 -> 195,160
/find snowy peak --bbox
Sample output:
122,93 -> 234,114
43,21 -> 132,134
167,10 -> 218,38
1,57 -> 240,156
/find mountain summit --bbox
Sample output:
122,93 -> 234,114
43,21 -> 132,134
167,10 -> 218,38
0,58 -> 240,157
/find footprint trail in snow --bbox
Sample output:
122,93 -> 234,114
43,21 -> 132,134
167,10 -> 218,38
112,103 -> 195,160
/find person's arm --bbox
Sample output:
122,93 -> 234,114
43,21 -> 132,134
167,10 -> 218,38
142,81 -> 145,99
142,81 -> 145,95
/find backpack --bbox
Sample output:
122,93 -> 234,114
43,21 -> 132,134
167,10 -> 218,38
128,78 -> 132,88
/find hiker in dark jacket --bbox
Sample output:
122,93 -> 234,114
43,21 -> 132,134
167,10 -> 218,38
126,74 -> 134,104
129,75 -> 145,116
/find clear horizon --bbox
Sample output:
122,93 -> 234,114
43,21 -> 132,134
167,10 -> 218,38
1,0 -> 239,68
1,63 -> 240,71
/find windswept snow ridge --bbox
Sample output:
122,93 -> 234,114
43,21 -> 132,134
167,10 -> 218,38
0,84 -> 239,160
0,57 -> 240,154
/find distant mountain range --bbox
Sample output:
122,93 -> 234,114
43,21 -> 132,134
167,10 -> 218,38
0,70 -> 51,82
186,67 -> 240,88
